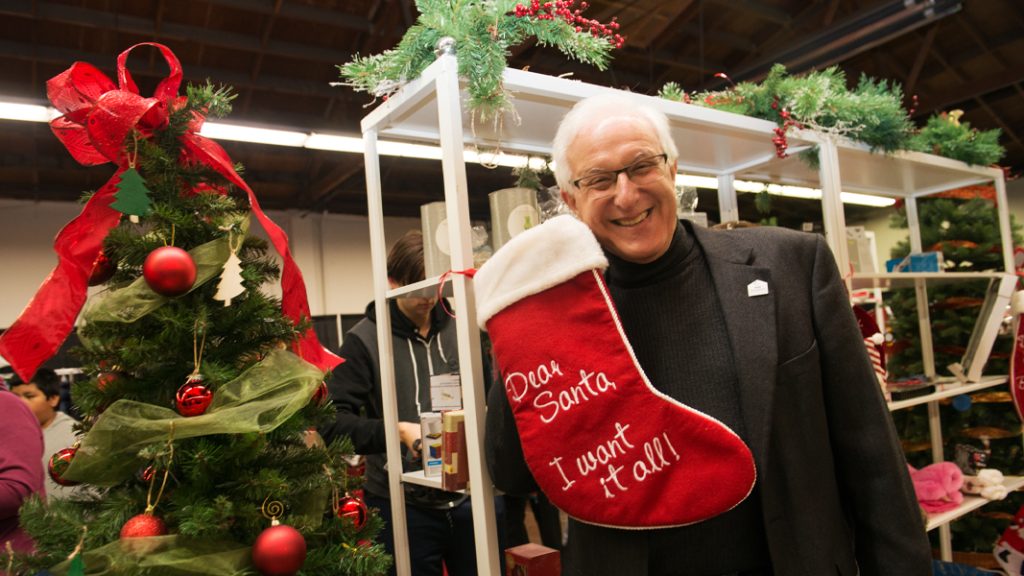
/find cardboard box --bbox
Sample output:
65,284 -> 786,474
505,543 -> 560,576
420,412 -> 443,477
442,410 -> 468,491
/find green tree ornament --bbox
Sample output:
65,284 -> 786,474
111,167 -> 153,220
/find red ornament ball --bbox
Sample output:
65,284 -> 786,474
88,251 -> 116,286
48,447 -> 80,487
143,246 -> 196,297
176,378 -> 213,417
120,513 -> 167,539
336,495 -> 368,529
97,371 -> 119,391
252,523 -> 307,576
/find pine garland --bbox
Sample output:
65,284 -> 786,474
339,0 -> 621,120
659,64 -> 1005,167
909,110 -> 1004,166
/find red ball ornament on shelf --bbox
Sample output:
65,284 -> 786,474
88,251 -> 116,286
335,494 -> 368,530
252,522 -> 307,576
143,246 -> 196,297
48,447 -> 80,487
120,512 -> 167,539
175,376 -> 213,417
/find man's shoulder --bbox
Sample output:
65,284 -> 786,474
699,225 -> 820,262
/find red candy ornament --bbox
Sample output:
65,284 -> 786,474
176,376 -> 213,417
252,521 -> 307,576
120,512 -> 167,539
88,251 -> 116,285
335,494 -> 368,529
143,246 -> 196,297
48,447 -> 81,487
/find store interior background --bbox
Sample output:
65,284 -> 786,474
1,0 -> 1022,328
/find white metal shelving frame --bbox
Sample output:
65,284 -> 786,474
358,51 -> 818,576
359,50 -> 1015,573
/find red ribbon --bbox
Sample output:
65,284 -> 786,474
0,43 -> 341,381
437,268 -> 477,318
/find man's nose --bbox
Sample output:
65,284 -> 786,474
611,171 -> 640,207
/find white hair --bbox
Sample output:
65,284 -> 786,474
551,92 -> 679,196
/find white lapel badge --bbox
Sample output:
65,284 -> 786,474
747,279 -> 769,298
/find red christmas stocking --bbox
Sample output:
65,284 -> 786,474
475,215 -> 755,528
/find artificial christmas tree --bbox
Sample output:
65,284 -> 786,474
1,43 -> 390,576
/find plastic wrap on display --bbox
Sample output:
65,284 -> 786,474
538,186 -> 570,222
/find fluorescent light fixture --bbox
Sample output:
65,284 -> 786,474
840,192 -> 897,207
304,132 -> 364,153
0,102 -> 58,123
675,174 -> 894,207
199,122 -> 308,147
0,99 -> 896,208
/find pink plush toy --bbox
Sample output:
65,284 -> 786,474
907,462 -> 964,513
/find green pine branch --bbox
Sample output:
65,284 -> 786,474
338,0 -> 617,120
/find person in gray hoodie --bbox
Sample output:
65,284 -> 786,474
320,230 -> 502,576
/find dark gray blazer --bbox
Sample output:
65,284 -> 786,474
485,223 -> 932,576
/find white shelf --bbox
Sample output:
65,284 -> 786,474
740,131 -> 1002,197
363,59 -> 815,178
401,470 -> 442,489
926,476 -> 1024,531
385,276 -> 453,299
850,271 -> 1012,291
888,375 -> 1008,411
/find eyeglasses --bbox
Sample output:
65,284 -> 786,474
572,153 -> 669,196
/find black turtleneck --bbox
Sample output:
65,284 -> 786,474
597,221 -> 771,576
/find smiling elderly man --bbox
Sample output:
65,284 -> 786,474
484,93 -> 931,576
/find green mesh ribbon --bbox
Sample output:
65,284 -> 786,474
48,535 -> 251,576
82,217 -> 249,324
64,349 -> 322,485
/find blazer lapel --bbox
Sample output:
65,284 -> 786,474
690,225 -> 777,472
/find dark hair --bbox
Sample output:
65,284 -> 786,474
387,230 -> 426,287
9,367 -> 61,398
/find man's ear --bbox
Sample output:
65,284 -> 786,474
560,189 -> 577,213
47,393 -> 60,409
387,277 -> 399,290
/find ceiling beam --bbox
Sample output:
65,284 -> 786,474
914,66 -> 1024,118
0,40 -> 342,100
706,0 -> 792,26
0,0 -> 354,65
204,0 -> 372,32
630,0 -> 696,50
655,20 -> 756,52
713,0 -> 961,86
904,23 -> 937,98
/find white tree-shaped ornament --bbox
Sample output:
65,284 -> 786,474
214,234 -> 245,306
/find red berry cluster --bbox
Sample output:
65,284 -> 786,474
513,0 -> 625,49
907,94 -> 919,117
770,97 -> 801,159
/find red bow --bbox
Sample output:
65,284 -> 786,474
0,43 -> 341,381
